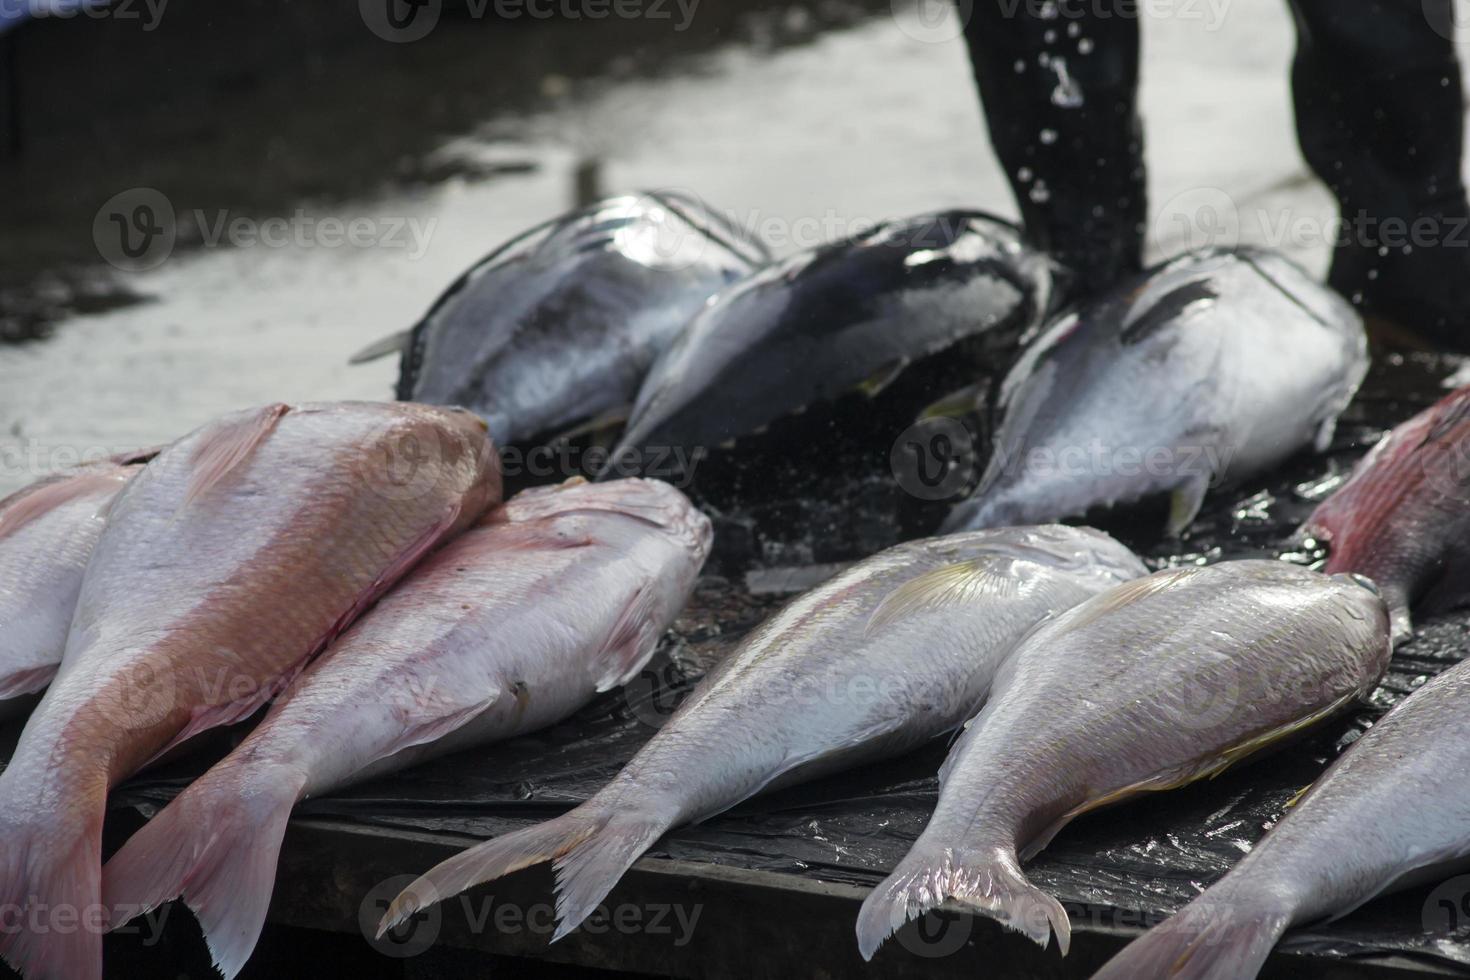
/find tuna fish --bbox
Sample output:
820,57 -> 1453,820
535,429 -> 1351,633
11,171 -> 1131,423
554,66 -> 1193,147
855,560 -> 1390,961
1304,384 -> 1470,643
940,248 -> 1368,536
102,477 -> 709,978
0,450 -> 155,706
607,211 -> 1053,471
0,401 -> 501,980
1092,654 -> 1470,980
378,525 -> 1146,942
351,192 -> 768,446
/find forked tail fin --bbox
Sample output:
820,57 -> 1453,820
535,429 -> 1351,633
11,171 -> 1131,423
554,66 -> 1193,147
379,801 -> 672,943
0,804 -> 106,979
102,765 -> 305,980
855,842 -> 1069,961
1091,893 -> 1292,980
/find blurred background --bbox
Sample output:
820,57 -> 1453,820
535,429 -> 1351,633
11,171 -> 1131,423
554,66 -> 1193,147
0,0 -> 1341,496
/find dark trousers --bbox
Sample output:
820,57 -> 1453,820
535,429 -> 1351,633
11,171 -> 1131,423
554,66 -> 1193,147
961,0 -> 1466,294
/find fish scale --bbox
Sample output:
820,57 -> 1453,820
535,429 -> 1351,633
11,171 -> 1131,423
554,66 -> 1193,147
855,560 -> 1391,962
378,524 -> 1147,945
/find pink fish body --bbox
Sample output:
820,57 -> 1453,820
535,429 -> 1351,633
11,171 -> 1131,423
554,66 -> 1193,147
0,454 -> 151,704
102,477 -> 710,978
0,402 -> 500,980
1306,384 -> 1470,642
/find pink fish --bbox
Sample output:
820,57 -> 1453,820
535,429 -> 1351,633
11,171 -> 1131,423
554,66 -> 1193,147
0,451 -> 155,706
101,477 -> 710,978
1305,384 -> 1470,642
0,402 -> 500,980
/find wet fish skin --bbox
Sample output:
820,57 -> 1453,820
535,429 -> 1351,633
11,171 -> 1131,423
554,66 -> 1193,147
855,560 -> 1390,961
608,211 -> 1052,467
379,525 -> 1147,943
0,401 -> 501,980
942,248 -> 1368,535
1092,655 -> 1470,980
101,478 -> 709,979
0,454 -> 152,705
390,192 -> 768,445
1305,384 -> 1470,643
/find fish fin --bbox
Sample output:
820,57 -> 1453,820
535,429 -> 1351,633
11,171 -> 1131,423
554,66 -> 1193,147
918,383 -> 984,420
1061,567 -> 1198,633
0,794 -> 106,980
856,360 -> 907,398
0,663 -> 58,701
1031,690 -> 1362,853
1283,783 -> 1311,809
867,558 -> 1024,636
384,686 -> 504,757
184,403 -> 290,506
103,766 -> 307,980
856,843 -> 1068,961
1092,894 -> 1290,980
591,583 -> 665,692
548,405 -> 633,445
1166,474 -> 1210,537
0,469 -> 131,541
378,802 -> 672,943
348,330 -> 413,365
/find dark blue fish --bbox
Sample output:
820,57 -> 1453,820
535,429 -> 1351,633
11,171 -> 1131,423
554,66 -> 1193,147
606,211 -> 1053,469
351,192 -> 768,445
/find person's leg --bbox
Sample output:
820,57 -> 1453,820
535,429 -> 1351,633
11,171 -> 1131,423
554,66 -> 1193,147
1289,0 -> 1470,346
960,0 -> 1146,299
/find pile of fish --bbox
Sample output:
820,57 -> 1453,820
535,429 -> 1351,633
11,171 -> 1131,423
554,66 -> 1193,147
8,189 -> 1470,980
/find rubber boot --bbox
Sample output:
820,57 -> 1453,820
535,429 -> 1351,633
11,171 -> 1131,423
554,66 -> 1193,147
960,0 -> 1147,302
1289,0 -> 1470,350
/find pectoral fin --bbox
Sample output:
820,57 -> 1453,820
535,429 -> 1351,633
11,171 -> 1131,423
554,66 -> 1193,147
866,556 -> 1028,635
348,330 -> 412,364
1166,474 -> 1210,537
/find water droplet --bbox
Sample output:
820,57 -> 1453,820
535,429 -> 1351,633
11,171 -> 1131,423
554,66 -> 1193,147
1378,245 -> 1390,256
1017,166 -> 1034,183
1067,21 -> 1080,36
1351,291 -> 1364,304
1077,37 -> 1094,54
1049,57 -> 1084,109
1404,244 -> 1414,255
1044,29 -> 1057,43
1014,58 -> 1026,73
1038,52 -> 1052,67
1029,181 -> 1052,204
1039,0 -> 1059,18
1039,128 -> 1058,145
1367,268 -> 1379,280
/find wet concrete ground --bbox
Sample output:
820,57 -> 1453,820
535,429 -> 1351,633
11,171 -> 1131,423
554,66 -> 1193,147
0,0 -> 1370,496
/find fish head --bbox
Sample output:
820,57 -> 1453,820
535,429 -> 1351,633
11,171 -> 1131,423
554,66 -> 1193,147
496,477 -> 713,566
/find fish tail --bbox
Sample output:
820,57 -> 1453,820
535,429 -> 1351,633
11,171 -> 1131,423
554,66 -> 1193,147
0,798 -> 106,979
379,800 -> 672,943
102,763 -> 305,980
855,842 -> 1069,961
1091,892 -> 1291,980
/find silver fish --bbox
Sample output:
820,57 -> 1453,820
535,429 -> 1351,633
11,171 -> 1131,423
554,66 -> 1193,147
379,525 -> 1145,942
353,192 -> 768,445
102,477 -> 710,979
856,560 -> 1390,961
942,248 -> 1368,535
0,451 -> 153,705
1091,654 -> 1470,980
0,402 -> 501,980
608,211 -> 1052,470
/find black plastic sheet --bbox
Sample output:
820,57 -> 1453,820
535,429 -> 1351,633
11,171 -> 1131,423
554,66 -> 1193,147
114,350 -> 1470,972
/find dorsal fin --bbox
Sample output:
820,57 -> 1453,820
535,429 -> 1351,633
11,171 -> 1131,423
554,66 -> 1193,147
0,469 -> 132,542
184,404 -> 290,505
1120,280 -> 1219,345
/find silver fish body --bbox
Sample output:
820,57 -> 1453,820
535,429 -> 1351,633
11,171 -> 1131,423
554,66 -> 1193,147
380,524 -> 1146,942
102,478 -> 710,979
0,454 -> 150,704
1093,655 -> 1470,980
856,560 -> 1390,960
943,248 -> 1368,535
609,211 -> 1052,467
387,192 -> 768,445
